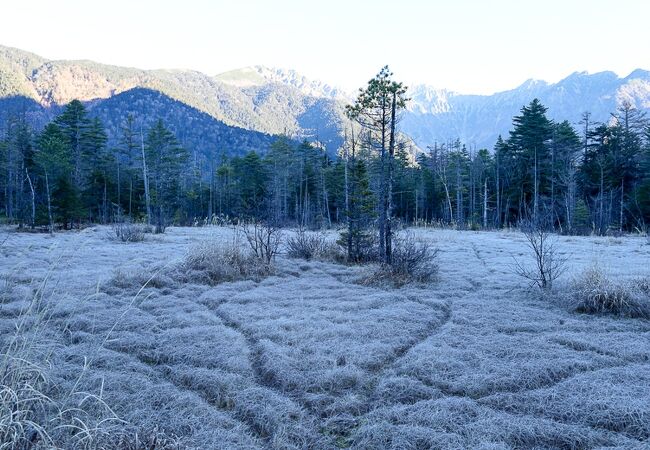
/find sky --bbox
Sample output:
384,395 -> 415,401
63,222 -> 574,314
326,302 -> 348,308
1,0 -> 649,95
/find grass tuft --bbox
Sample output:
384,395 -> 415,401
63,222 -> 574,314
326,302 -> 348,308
569,265 -> 650,318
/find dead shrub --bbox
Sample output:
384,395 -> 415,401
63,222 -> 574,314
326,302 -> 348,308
177,240 -> 272,285
112,222 -> 147,243
318,241 -> 348,264
286,230 -> 327,260
636,277 -> 650,295
569,266 -> 650,319
513,218 -> 567,290
241,221 -> 283,264
362,232 -> 439,287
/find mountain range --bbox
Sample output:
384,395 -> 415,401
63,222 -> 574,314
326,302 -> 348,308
1,44 -> 650,157
404,70 -> 650,150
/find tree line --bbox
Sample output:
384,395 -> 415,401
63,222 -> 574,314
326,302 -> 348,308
2,71 -> 650,238
416,98 -> 650,234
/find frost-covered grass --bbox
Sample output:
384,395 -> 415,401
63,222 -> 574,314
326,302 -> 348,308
0,225 -> 648,449
567,265 -> 650,318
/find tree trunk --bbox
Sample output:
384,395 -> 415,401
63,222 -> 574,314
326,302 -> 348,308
116,156 -> 121,221
344,131 -> 352,260
483,178 -> 488,229
103,176 -> 108,224
45,171 -> 53,234
533,147 -> 539,224
25,168 -> 35,229
620,177 -> 624,233
496,153 -> 501,228
385,92 -> 397,264
599,163 -> 604,234
141,126 -> 152,225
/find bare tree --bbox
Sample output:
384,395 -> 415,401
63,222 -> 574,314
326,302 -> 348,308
24,168 -> 35,229
241,221 -> 283,264
513,217 -> 567,289
429,143 -> 454,223
140,124 -> 151,226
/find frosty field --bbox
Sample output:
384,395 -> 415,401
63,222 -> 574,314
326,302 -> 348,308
1,226 -> 649,449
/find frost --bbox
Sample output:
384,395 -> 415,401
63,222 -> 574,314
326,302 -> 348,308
0,226 -> 648,448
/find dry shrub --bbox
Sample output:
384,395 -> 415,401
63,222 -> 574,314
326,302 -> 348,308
362,232 -> 439,287
337,229 -> 379,263
241,221 -> 283,264
513,219 -> 567,290
570,266 -> 650,319
177,240 -> 272,285
112,222 -> 147,243
286,230 -> 328,260
318,241 -> 348,264
636,276 -> 650,295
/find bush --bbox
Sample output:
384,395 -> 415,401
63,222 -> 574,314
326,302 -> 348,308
513,219 -> 567,290
337,229 -> 379,263
286,230 -> 327,260
569,266 -> 650,319
241,221 -> 283,264
362,232 -> 439,287
113,222 -> 147,243
177,240 -> 272,285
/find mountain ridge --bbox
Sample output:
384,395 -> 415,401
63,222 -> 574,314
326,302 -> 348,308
2,44 -> 650,153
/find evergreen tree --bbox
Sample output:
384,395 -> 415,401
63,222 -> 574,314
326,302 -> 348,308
233,151 -> 266,217
35,123 -> 71,231
346,66 -> 408,263
145,119 -> 188,232
118,114 -> 141,218
507,99 -> 554,223
54,100 -> 91,191
83,117 -> 110,222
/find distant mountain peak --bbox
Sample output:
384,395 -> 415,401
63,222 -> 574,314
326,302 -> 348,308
625,68 -> 650,80
517,78 -> 549,91
215,65 -> 349,100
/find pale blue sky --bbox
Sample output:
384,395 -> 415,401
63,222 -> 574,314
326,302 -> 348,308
1,0 -> 648,94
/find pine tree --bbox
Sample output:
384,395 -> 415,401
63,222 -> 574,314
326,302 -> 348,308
346,66 -> 408,263
119,114 -> 141,219
145,119 -> 188,232
507,99 -> 553,223
82,117 -> 109,222
54,100 -> 91,191
35,123 -> 71,232
233,151 -> 267,217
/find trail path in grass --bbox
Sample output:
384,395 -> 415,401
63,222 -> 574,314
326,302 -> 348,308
1,226 -> 649,448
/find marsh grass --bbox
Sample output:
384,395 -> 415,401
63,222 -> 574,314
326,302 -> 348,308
569,265 -> 650,318
0,262 -> 125,449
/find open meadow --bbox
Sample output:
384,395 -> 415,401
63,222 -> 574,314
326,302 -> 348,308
1,226 -> 649,449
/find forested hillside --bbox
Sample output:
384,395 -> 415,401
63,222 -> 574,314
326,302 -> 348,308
0,45 -> 347,153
